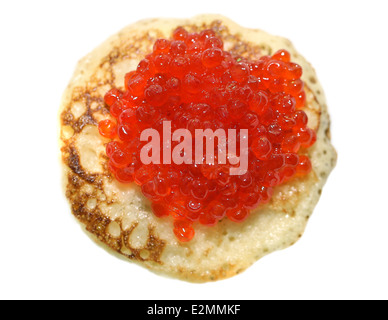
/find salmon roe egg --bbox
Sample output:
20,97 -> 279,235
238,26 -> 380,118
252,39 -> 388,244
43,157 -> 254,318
98,28 -> 316,242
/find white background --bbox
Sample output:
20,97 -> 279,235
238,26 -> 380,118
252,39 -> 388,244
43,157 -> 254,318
1,0 -> 387,300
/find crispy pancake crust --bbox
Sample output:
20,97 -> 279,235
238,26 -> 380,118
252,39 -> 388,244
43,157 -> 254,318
59,15 -> 336,282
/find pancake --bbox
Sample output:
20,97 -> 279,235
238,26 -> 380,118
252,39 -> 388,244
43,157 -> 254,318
59,14 -> 336,282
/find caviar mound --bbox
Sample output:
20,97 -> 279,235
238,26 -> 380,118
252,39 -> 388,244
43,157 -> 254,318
60,15 -> 336,282
99,29 -> 317,242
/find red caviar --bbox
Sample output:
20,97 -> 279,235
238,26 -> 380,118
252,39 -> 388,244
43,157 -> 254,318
99,28 -> 315,242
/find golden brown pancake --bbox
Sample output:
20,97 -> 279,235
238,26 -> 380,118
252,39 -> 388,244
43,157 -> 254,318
59,14 -> 336,282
